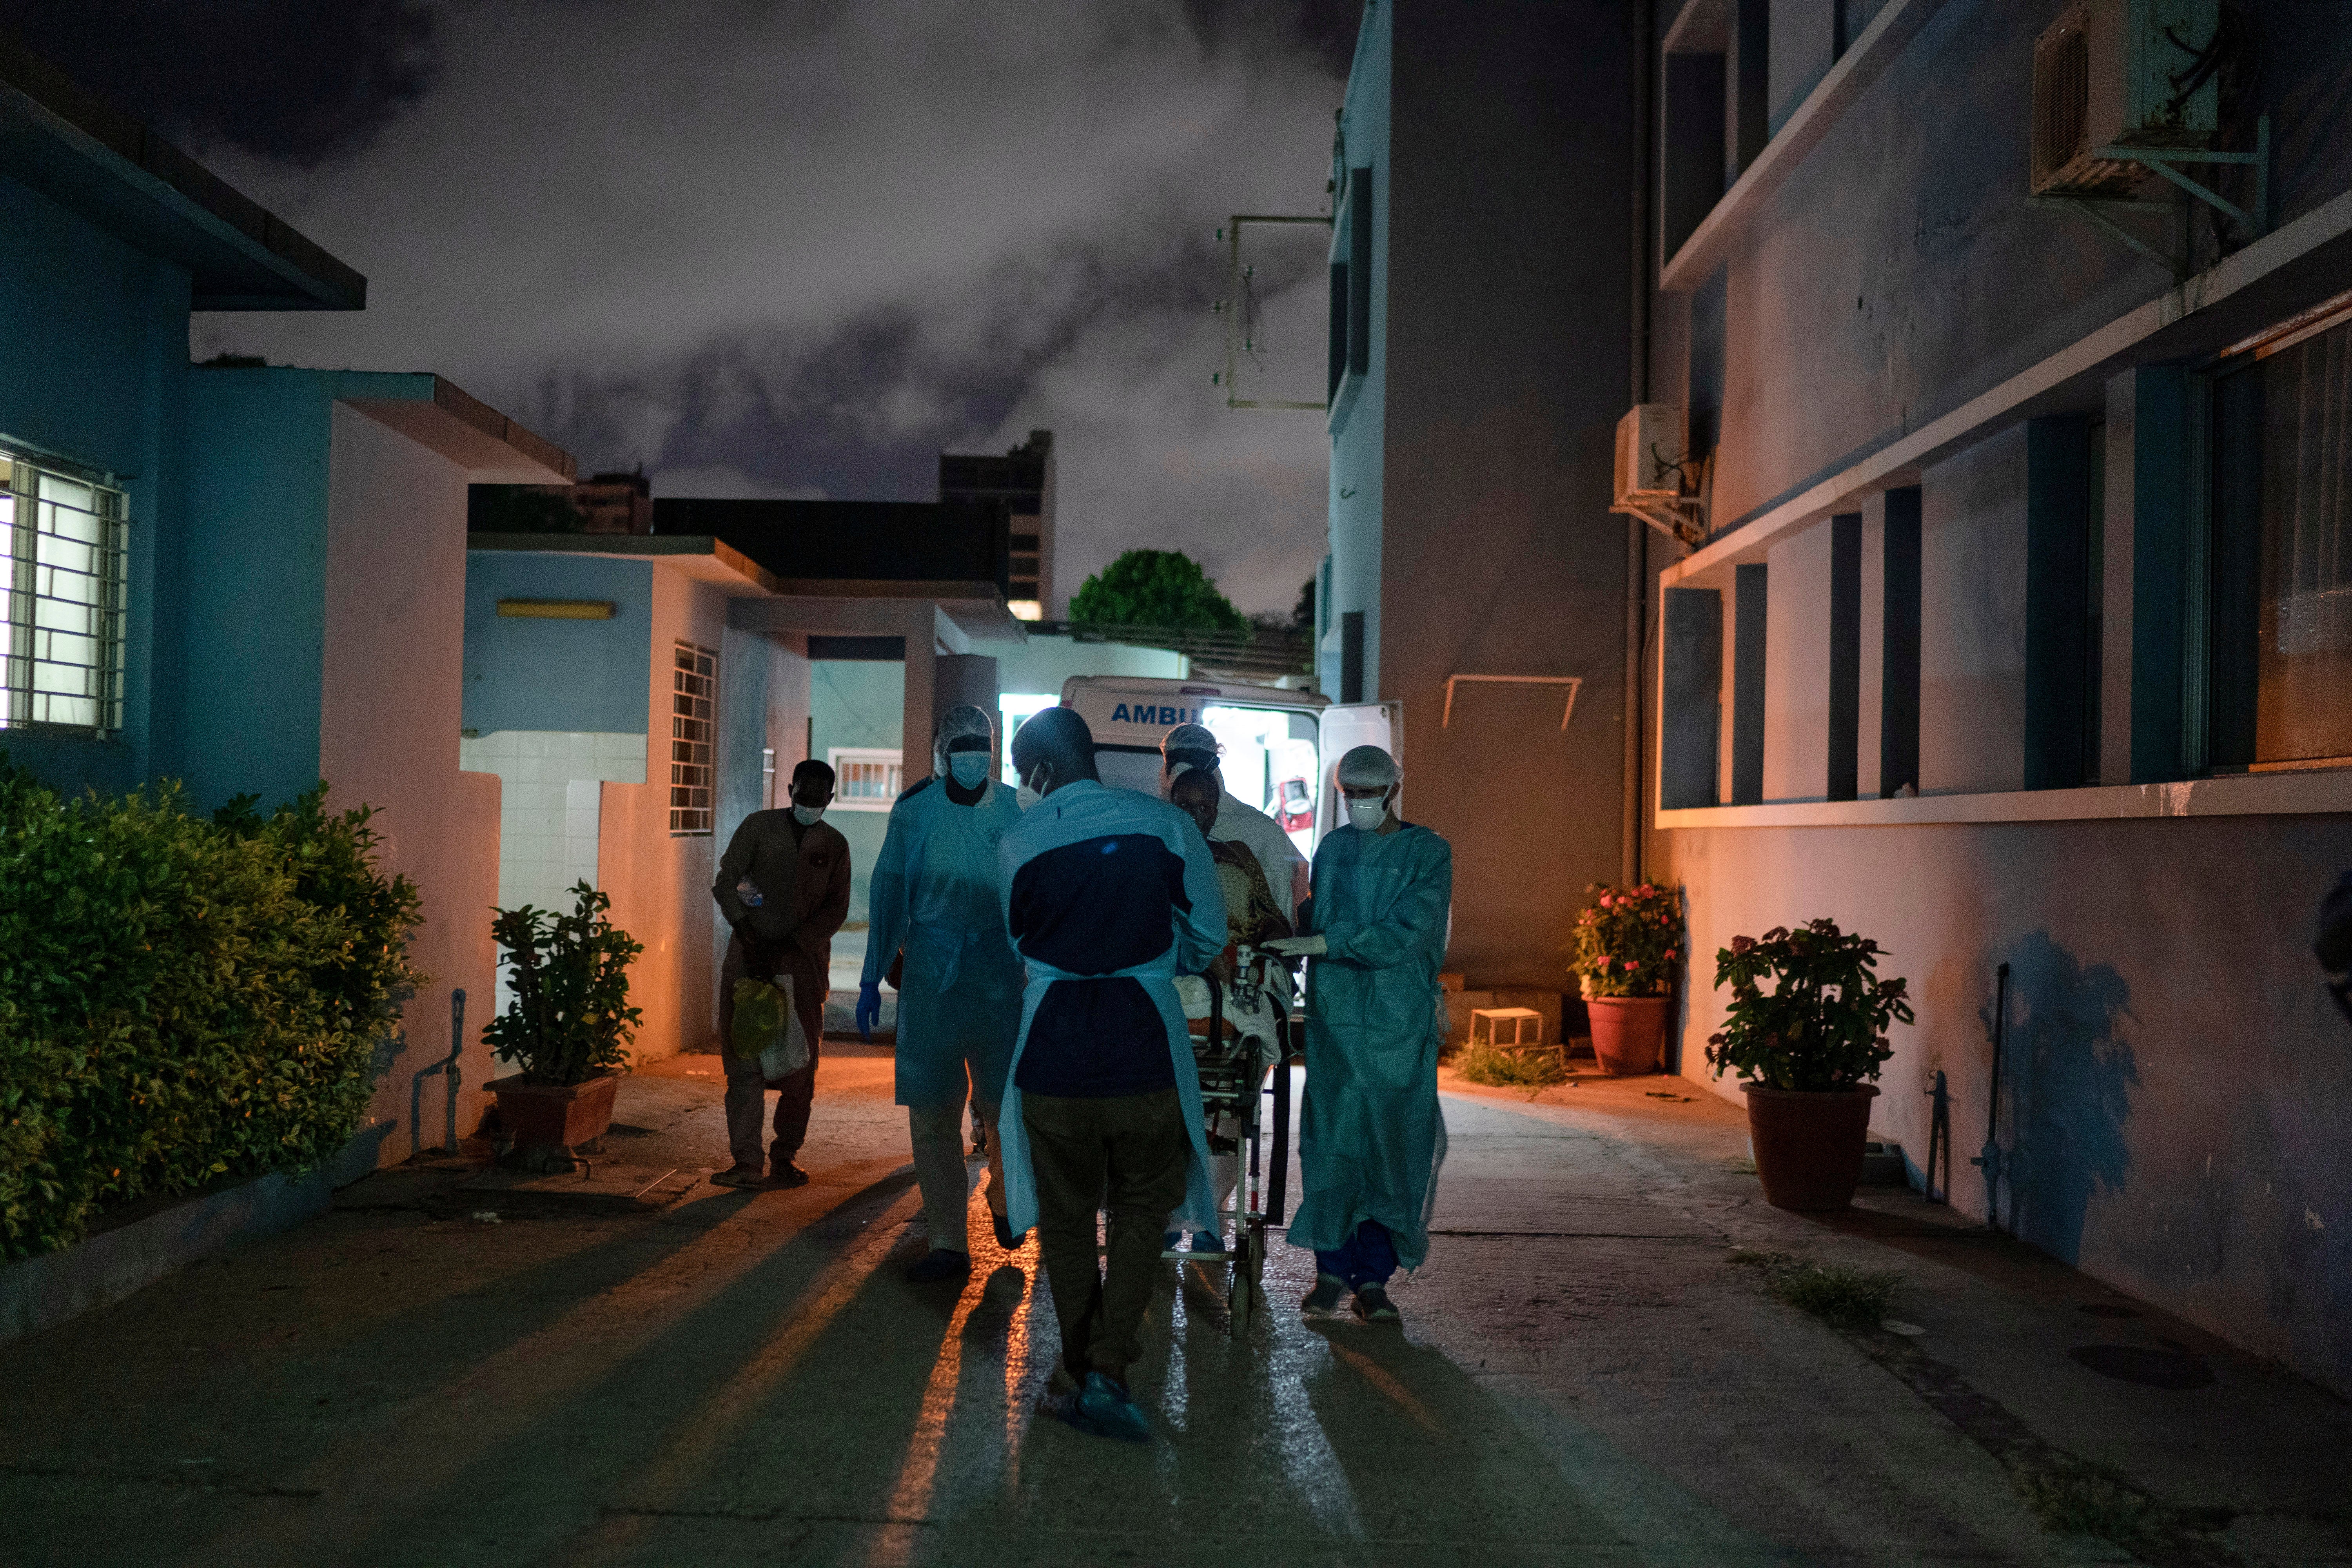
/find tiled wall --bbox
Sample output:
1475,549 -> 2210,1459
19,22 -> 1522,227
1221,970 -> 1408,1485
458,730 -> 647,914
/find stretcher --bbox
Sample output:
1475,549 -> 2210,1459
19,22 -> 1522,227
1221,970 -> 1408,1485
1167,944 -> 1297,1336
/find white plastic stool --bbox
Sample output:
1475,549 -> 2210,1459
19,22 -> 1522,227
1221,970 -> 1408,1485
1468,1007 -> 1543,1047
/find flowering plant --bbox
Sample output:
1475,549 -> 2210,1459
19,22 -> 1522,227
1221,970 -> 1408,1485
1706,919 -> 1913,1091
1569,882 -> 1683,999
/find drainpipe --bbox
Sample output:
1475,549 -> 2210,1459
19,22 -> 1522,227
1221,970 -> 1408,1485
1622,0 -> 1655,888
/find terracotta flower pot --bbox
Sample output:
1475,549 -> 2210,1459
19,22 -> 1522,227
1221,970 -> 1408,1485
1742,1083 -> 1880,1211
1588,995 -> 1672,1075
488,1071 -> 620,1150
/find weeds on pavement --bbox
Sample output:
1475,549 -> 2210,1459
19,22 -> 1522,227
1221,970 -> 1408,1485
1730,1250 -> 1902,1332
1454,1039 -> 1567,1090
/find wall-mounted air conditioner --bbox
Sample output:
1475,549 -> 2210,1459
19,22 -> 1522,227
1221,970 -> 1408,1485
2031,0 -> 2220,198
1613,403 -> 1685,507
1610,404 -> 1704,549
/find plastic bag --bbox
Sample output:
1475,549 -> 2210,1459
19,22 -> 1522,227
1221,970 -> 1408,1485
731,972 -> 809,1081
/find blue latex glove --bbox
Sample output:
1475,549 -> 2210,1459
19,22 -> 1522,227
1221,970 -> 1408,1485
855,980 -> 882,1042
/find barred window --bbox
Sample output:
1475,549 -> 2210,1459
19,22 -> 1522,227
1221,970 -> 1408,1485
2,451 -> 127,735
669,641 -> 717,835
827,746 -> 903,811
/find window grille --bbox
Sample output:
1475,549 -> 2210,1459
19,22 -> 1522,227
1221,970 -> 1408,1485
669,641 -> 717,835
827,746 -> 903,811
2,451 -> 127,736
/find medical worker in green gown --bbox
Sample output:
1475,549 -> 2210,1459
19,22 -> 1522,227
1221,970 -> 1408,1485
857,704 -> 1028,1283
1266,743 -> 1452,1325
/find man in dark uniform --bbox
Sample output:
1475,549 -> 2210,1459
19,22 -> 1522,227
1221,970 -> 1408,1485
711,758 -> 851,1188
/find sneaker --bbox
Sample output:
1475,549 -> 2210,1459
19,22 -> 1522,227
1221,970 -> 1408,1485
1189,1230 -> 1223,1255
993,1213 -> 1029,1250
769,1160 -> 810,1188
709,1165 -> 767,1190
1049,1371 -> 1152,1444
903,1247 -> 973,1284
1352,1284 -> 1402,1323
1300,1274 -> 1347,1318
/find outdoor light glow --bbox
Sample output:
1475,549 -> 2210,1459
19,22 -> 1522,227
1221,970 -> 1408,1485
996,693 -> 1060,784
1007,599 -> 1042,621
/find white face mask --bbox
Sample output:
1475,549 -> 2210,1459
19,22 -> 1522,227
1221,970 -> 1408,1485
791,804 -> 825,826
1344,792 -> 1388,831
1014,762 -> 1049,812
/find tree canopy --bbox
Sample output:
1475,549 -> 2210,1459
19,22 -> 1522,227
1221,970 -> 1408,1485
1068,548 -> 1247,632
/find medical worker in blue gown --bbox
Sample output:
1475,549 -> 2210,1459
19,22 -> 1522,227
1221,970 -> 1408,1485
1266,743 -> 1452,1326
996,707 -> 1226,1445
857,704 -> 1027,1284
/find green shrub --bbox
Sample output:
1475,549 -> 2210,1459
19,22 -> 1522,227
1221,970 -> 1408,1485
0,765 -> 422,1261
484,882 -> 641,1086
1706,918 -> 1914,1091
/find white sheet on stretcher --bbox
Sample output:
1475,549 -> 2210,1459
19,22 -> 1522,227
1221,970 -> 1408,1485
1174,974 -> 1285,1070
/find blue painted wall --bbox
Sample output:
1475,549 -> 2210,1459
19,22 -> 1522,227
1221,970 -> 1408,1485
811,657 -> 903,919
0,173 -> 190,797
461,554 -> 655,736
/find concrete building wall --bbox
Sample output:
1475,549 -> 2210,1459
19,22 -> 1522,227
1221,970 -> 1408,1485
461,555 -> 655,735
1762,520 -> 1831,802
1643,0 -> 2352,1398
1362,0 -> 1633,986
318,403 -> 502,1165
1667,813 -> 2352,1394
595,568 -> 731,1061
1919,426 -> 2027,797
1323,2 -> 1388,707
0,174 -> 189,797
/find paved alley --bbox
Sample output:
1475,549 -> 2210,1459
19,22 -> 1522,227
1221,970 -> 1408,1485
1,1049 -> 2345,1568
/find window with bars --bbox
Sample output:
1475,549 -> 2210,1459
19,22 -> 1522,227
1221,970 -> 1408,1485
669,641 -> 717,835
827,746 -> 903,811
2,450 -> 127,736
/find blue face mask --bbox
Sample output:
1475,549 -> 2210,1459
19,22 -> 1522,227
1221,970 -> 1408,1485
948,752 -> 992,788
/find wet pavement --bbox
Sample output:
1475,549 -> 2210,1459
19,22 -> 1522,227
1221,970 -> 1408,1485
2,1048 -> 2347,1567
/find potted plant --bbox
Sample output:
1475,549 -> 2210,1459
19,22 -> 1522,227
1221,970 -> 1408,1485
1706,919 -> 1913,1211
484,881 -> 643,1158
1569,882 -> 1683,1074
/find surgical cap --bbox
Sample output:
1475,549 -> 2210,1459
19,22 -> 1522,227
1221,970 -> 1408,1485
937,704 -> 995,748
1161,722 -> 1219,756
1336,744 -> 1400,788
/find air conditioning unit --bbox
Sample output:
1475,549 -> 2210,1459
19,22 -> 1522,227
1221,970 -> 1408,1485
2031,0 -> 2220,198
1613,404 -> 1685,506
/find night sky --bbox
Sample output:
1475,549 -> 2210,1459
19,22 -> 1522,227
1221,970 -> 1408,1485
4,0 -> 1358,614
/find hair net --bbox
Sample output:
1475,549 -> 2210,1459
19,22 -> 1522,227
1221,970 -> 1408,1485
937,704 -> 995,749
932,703 -> 995,774
1336,744 -> 1400,788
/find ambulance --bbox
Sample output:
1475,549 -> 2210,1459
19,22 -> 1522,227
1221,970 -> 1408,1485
1055,676 -> 1399,858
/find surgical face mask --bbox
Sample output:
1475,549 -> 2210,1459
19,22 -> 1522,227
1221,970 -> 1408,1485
1014,784 -> 1041,812
1344,791 -> 1388,831
792,804 -> 826,826
948,752 -> 992,788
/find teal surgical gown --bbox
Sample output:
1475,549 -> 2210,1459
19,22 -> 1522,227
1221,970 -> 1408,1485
861,777 -> 1027,1109
1287,820 -> 1453,1270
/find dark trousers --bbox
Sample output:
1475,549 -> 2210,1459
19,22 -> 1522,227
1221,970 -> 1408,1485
719,932 -> 820,1169
1022,1086 -> 1190,1384
1315,1220 -> 1397,1290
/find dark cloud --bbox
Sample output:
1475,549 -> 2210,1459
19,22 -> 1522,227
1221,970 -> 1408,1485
174,1 -> 1346,614
0,0 -> 434,165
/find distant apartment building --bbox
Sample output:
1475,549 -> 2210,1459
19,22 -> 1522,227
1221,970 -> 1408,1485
940,429 -> 1054,618
567,470 -> 652,534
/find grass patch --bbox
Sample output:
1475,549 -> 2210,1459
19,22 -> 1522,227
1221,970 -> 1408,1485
1731,1250 -> 1902,1332
1454,1039 -> 1567,1089
2016,1465 -> 2161,1541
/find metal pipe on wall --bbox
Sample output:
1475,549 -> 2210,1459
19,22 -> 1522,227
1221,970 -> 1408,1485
1622,0 -> 1655,889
